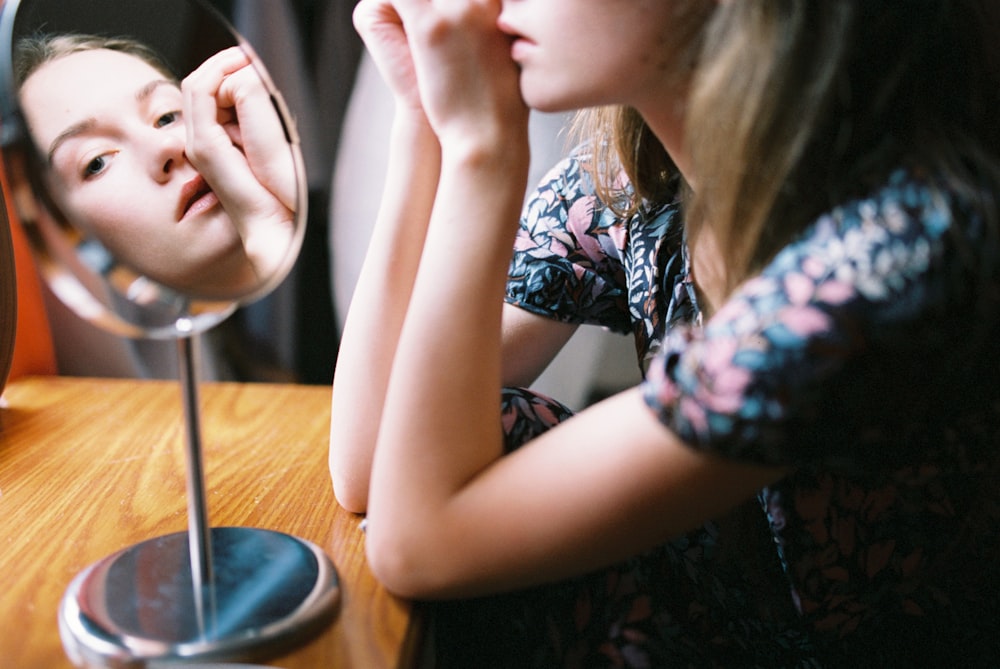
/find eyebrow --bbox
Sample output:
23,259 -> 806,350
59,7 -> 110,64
46,79 -> 179,166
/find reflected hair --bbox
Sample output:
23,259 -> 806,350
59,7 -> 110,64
13,33 -> 178,90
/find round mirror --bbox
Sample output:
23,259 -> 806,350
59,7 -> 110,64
0,0 -> 305,339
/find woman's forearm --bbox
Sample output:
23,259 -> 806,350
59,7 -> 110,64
366,134 -> 531,544
329,114 -> 441,513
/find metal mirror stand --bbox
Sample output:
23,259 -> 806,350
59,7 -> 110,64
56,336 -> 340,668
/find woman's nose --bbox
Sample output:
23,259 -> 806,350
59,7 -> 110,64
152,128 -> 187,181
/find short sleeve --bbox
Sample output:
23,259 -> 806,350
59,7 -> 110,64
642,172 -> 989,471
505,154 -> 632,334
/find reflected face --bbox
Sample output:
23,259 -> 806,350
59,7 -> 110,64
19,49 -> 252,294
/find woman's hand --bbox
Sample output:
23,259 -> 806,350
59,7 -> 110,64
353,0 -> 426,118
331,1 -> 529,515
215,49 -> 297,212
182,47 -> 295,283
357,0 -> 528,153
182,47 -> 294,221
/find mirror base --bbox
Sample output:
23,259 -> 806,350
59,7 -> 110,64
58,527 -> 339,668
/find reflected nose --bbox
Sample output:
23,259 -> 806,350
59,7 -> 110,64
152,127 -> 187,181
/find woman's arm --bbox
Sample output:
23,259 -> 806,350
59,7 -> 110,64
329,114 -> 440,513
329,1 -> 441,513
368,387 -> 786,598
501,303 -> 578,388
356,0 -> 786,600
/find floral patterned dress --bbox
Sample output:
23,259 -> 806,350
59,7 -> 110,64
431,152 -> 1000,668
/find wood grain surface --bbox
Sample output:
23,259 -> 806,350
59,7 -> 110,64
0,376 -> 421,668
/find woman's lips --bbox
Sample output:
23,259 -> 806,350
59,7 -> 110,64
496,16 -> 531,63
510,37 -> 534,64
178,175 -> 218,221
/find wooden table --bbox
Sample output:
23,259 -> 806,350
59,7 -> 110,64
0,376 -> 422,668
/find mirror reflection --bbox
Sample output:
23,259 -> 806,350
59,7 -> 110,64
16,36 -> 296,300
1,0 -> 305,338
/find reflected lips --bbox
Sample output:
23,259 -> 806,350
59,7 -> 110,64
178,175 -> 217,221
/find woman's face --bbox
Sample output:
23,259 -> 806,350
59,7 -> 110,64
19,48 -> 250,294
497,0 -> 698,115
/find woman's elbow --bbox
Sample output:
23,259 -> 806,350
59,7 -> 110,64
365,518 -> 453,600
330,459 -> 369,514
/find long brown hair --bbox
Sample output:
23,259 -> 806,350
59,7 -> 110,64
580,1 -> 1000,296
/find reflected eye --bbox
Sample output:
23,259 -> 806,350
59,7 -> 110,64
155,111 -> 181,128
82,153 -> 114,180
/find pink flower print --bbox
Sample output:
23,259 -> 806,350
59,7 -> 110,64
698,365 -> 753,414
607,219 -> 627,251
815,279 -> 854,305
501,411 -> 518,434
679,396 -> 709,434
801,256 -> 828,279
568,196 -> 596,234
701,337 -> 739,375
532,400 -> 567,427
545,227 -> 577,258
711,297 -> 754,328
784,272 -> 815,306
512,233 -> 538,252
650,373 -> 681,407
658,385 -> 681,408
576,226 -> 607,263
777,305 -> 831,338
741,275 -> 779,298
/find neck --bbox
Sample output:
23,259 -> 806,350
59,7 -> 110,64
638,89 -> 696,189
639,100 -> 730,309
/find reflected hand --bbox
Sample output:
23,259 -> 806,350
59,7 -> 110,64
182,47 -> 293,224
182,47 -> 294,283
215,49 -> 297,212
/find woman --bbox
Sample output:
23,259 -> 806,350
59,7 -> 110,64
330,1 -> 1000,665
14,34 -> 295,300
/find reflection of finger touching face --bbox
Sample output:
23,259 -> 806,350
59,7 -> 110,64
182,47 -> 296,211
181,47 -> 249,169
179,47 -> 297,282
18,47 -> 262,298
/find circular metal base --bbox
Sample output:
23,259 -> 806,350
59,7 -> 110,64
59,527 -> 340,668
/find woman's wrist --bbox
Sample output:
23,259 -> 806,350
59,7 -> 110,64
391,105 -> 437,143
438,127 -> 530,176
